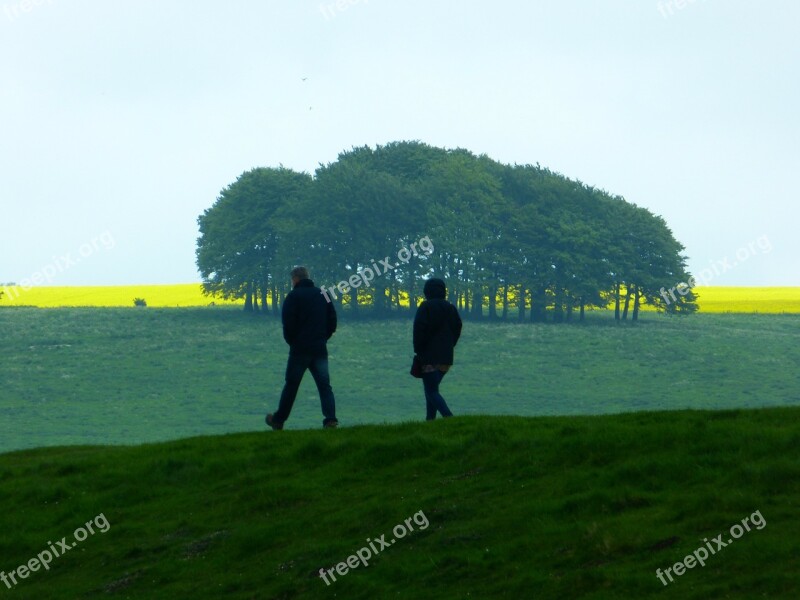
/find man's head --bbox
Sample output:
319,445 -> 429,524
290,266 -> 309,287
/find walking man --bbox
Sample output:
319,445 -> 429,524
267,266 -> 339,430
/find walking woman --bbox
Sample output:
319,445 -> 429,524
413,277 -> 463,420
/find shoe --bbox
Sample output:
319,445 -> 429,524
323,420 -> 338,429
266,413 -> 283,430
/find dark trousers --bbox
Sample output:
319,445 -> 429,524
275,353 -> 337,426
422,370 -> 453,420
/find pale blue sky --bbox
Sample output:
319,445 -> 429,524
1,0 -> 797,286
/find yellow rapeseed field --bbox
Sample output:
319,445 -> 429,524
682,286 -> 800,314
0,284 -> 244,308
1,285 -> 798,313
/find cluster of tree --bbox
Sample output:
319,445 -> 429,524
196,141 -> 697,321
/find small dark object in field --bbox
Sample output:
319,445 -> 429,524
133,298 -> 147,307
648,536 -> 680,552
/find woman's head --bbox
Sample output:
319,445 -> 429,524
423,278 -> 447,300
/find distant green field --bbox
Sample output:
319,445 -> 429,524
1,307 -> 798,454
0,409 -> 797,598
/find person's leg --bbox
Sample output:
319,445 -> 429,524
433,371 -> 453,417
308,355 -> 337,426
425,390 -> 437,421
422,371 -> 438,420
273,353 -> 311,424
422,370 -> 452,418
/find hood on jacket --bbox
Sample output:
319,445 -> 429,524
423,278 -> 447,300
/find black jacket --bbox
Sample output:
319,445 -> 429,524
413,279 -> 462,365
282,279 -> 337,356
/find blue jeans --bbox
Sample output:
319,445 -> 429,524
422,370 -> 453,420
275,353 -> 337,426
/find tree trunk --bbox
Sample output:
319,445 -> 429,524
244,282 -> 253,312
580,298 -> 585,322
517,285 -> 526,322
395,272 -> 402,312
274,286 -> 283,317
270,283 -> 278,315
614,283 -> 620,321
472,288 -> 484,320
530,286 -> 545,323
372,284 -> 382,314
350,283 -> 359,315
622,288 -> 632,320
389,270 -> 399,312
632,286 -> 641,321
448,286 -> 458,307
408,278 -> 417,314
502,285 -> 509,320
488,285 -> 498,320
553,288 -> 564,323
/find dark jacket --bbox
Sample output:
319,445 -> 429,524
282,279 -> 337,356
413,279 -> 462,365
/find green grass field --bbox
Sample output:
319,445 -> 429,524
0,410 -> 798,599
1,308 -> 799,453
1,307 -> 798,598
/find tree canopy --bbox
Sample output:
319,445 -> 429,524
196,141 -> 697,321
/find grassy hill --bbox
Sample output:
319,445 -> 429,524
0,409 -> 798,599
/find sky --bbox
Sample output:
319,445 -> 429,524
1,0 -> 798,287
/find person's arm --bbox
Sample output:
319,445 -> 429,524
282,293 -> 297,346
326,298 -> 337,340
413,302 -> 429,355
451,304 -> 463,346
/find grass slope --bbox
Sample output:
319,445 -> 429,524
0,409 -> 798,599
1,308 -> 799,453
